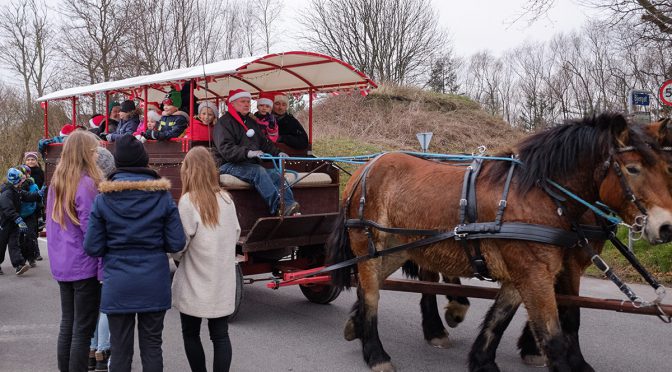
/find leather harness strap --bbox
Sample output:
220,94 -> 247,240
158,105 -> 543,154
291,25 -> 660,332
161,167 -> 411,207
458,159 -> 493,281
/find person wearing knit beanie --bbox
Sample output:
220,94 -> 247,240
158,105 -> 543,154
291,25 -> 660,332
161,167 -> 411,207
108,101 -> 121,115
197,102 -> 219,125
114,134 -> 149,168
23,152 -> 38,162
142,90 -> 189,141
162,90 -> 182,114
198,101 -> 219,120
105,100 -> 141,142
271,92 -> 309,150
255,93 -> 279,143
96,147 -> 116,178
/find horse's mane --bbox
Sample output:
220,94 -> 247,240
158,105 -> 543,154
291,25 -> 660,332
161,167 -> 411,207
484,113 -> 657,194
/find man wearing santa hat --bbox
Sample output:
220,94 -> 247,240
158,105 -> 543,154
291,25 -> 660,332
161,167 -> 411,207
213,89 -> 300,216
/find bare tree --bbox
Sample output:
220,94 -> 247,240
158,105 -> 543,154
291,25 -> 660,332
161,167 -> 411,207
59,0 -> 127,85
0,0 -> 54,107
301,0 -> 448,84
252,0 -> 283,54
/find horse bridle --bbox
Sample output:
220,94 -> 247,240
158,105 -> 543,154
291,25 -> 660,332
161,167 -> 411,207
600,146 -> 649,237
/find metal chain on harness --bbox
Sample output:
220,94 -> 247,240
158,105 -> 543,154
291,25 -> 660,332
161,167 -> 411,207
548,148 -> 671,323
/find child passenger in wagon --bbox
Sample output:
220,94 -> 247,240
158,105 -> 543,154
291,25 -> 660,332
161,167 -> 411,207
143,90 -> 189,141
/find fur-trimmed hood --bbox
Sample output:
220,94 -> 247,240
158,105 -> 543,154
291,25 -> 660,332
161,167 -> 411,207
99,178 -> 171,194
97,171 -> 173,219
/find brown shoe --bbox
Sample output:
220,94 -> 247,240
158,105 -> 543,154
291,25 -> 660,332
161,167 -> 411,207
95,350 -> 110,371
88,349 -> 96,371
283,202 -> 301,216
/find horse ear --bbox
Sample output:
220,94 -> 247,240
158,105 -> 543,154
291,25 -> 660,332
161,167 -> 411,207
596,113 -> 629,145
656,118 -> 672,146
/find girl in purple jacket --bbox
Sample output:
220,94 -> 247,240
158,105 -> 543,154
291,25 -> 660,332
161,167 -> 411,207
46,130 -> 103,372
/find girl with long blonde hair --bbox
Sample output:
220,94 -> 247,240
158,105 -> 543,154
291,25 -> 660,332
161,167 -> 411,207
45,129 -> 103,372
173,146 -> 240,372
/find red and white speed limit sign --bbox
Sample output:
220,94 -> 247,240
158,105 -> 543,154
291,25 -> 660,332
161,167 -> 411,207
660,80 -> 672,106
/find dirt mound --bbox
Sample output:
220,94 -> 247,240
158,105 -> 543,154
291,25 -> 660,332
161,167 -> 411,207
298,85 -> 524,154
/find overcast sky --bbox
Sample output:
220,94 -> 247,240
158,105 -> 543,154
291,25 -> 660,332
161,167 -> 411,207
0,0 -> 597,84
278,0 -> 598,56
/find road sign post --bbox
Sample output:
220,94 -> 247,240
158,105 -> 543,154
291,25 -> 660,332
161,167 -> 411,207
416,132 -> 433,152
660,80 -> 672,107
629,89 -> 653,125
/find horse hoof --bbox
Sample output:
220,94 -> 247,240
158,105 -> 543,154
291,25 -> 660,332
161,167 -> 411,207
371,362 -> 396,372
428,335 -> 451,349
522,354 -> 547,368
444,302 -> 469,328
343,318 -> 357,341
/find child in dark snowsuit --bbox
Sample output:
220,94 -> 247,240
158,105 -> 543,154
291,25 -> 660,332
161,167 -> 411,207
0,168 -> 43,275
17,165 -> 40,268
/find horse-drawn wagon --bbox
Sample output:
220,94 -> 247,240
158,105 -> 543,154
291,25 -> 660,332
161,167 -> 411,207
37,51 -> 672,372
37,51 -> 377,314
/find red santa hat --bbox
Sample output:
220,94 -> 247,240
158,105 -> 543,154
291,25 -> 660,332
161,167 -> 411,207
141,101 -> 161,111
60,124 -> 76,137
227,89 -> 252,104
89,114 -> 105,129
257,92 -> 275,107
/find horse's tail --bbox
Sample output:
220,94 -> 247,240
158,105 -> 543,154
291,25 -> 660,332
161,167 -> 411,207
325,207 -> 355,289
401,260 -> 420,279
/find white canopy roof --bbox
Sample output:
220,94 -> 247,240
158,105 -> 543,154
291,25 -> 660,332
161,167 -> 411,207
38,51 -> 377,103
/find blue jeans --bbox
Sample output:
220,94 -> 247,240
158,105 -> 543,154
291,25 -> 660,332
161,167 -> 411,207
90,312 -> 110,351
220,162 -> 295,215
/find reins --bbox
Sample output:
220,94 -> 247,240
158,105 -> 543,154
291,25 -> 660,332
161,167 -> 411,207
261,150 -> 671,322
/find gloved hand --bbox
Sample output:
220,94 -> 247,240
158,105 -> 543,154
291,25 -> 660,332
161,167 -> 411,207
143,130 -> 158,140
99,132 -> 107,141
37,186 -> 46,198
247,150 -> 264,159
15,217 -> 28,234
278,152 -> 289,158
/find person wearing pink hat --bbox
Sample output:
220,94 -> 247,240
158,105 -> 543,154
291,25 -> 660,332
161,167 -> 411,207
254,92 -> 279,142
272,93 -> 309,150
213,89 -> 300,216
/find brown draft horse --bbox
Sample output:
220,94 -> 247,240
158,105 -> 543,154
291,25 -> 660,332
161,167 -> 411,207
326,113 -> 672,372
512,119 -> 672,369
409,118 -> 672,370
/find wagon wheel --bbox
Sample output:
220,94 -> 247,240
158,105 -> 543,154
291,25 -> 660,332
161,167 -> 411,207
299,283 -> 342,304
296,245 -> 342,304
229,263 -> 244,321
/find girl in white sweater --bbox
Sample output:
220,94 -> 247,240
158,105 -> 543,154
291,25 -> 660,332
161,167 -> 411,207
173,146 -> 240,372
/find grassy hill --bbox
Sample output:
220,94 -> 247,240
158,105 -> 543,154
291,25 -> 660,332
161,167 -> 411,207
300,85 -> 671,285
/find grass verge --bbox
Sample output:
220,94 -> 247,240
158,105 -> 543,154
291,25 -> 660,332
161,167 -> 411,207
585,227 -> 672,285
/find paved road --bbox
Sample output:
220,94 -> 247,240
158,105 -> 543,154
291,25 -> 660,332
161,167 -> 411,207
1,239 -> 671,371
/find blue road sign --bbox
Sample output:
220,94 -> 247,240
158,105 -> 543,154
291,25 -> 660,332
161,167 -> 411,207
632,91 -> 650,106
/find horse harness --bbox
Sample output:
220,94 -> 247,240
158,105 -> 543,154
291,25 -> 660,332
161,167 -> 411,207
278,150 -> 669,321
342,152 -> 613,281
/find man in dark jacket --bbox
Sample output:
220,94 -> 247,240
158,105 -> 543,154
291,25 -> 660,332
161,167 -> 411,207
0,168 -> 43,275
84,134 -> 185,371
272,93 -> 309,150
213,89 -> 300,216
